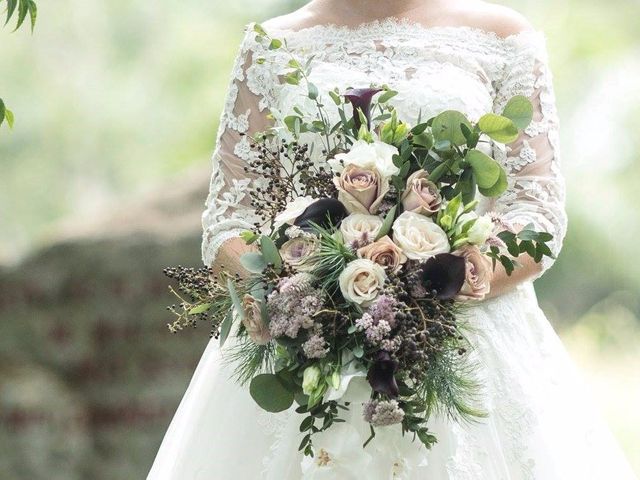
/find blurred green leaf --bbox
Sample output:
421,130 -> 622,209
502,95 -> 533,129
478,113 -> 519,144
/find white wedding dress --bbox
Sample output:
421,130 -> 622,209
148,19 -> 637,479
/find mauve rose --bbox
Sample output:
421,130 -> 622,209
242,295 -> 271,345
334,164 -> 389,214
279,237 -> 319,272
401,170 -> 442,216
454,245 -> 493,301
357,235 -> 407,273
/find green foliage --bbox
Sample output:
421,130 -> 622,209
224,338 -> 275,386
2,0 -> 37,32
465,149 -> 501,189
431,110 -> 472,147
487,224 -> 556,275
477,113 -> 520,143
0,98 -> 14,130
502,95 -> 534,129
249,373 -> 295,413
296,400 -> 346,456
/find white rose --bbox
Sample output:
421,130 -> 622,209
340,213 -> 384,245
467,215 -> 493,245
392,211 -> 450,261
339,259 -> 387,306
274,196 -> 315,228
329,140 -> 400,178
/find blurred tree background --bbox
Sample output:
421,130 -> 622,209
0,0 -> 638,477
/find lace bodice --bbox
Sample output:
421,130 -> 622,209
201,18 -> 567,273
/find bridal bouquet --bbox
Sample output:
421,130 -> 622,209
164,26 -> 555,456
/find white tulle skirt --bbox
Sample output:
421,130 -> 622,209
147,282 -> 637,479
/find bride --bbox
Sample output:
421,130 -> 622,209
148,0 -> 637,478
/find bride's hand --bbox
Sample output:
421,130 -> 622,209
210,237 -> 257,280
486,245 -> 544,299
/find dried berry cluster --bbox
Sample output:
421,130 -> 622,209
384,270 -> 463,383
245,136 -> 337,228
163,265 -> 230,336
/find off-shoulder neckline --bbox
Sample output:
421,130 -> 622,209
253,16 -> 543,44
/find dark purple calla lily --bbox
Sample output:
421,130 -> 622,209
293,198 -> 348,232
344,87 -> 382,130
367,351 -> 400,397
420,253 -> 467,300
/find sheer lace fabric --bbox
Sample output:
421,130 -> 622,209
150,20 -> 637,480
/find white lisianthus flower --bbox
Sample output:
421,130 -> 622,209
274,196 -> 315,228
467,214 -> 494,245
339,259 -> 386,306
329,140 -> 400,178
300,422 -> 373,478
340,213 -> 384,245
392,211 -> 450,261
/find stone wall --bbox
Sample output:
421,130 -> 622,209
0,170 -> 212,479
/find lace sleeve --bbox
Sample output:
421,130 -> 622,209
492,32 -> 567,274
201,25 -> 274,266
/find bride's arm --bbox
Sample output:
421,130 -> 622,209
487,29 -> 567,298
201,25 -> 273,277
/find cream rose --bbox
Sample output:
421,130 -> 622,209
329,140 -> 400,178
401,170 -> 442,216
357,236 -> 407,273
339,259 -> 387,306
340,213 -> 383,245
242,295 -> 271,345
279,237 -> 319,272
454,245 -> 493,301
274,196 -> 315,228
334,165 -> 388,214
392,211 -> 450,261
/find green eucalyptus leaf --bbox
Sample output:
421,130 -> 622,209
378,89 -> 398,103
465,149 -> 501,189
502,95 -> 534,130
260,235 -> 282,271
308,83 -> 319,100
411,123 -> 429,135
413,132 -> 433,149
250,374 -> 295,413
240,252 -> 267,273
227,278 -> 244,320
428,161 -> 450,183
478,113 -> 519,144
431,111 -> 472,146
478,167 -> 508,197
219,310 -> 234,347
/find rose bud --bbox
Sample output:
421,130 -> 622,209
401,170 -> 442,216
